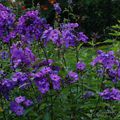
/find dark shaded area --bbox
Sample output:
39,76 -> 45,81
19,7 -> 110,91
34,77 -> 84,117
24,0 -> 49,8
73,0 -> 120,35
24,0 -> 120,38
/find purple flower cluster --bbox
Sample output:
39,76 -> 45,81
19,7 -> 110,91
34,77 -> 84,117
0,3 -> 108,118
34,66 -> 61,94
62,30 -> 76,48
16,10 -> 49,43
42,27 -> 62,46
50,73 -> 61,90
78,32 -> 89,43
12,72 -> 30,89
42,23 -> 88,48
0,79 -> 15,100
91,50 -> 118,69
10,96 -> 33,116
61,23 -> 79,30
92,50 -> 120,101
91,50 -> 120,83
0,71 -> 32,100
10,42 -> 36,68
100,88 -> 120,100
0,4 -> 16,42
0,3 -> 88,47
65,61 -> 86,84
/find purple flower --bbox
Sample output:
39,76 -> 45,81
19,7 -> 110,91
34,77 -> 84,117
10,43 -> 36,68
77,32 -> 88,43
62,30 -> 76,48
41,67 -> 52,75
83,91 -> 94,99
23,99 -> 33,107
68,71 -> 79,83
35,77 -> 50,94
49,29 -> 61,45
16,10 -> 49,43
14,105 -> 24,116
53,3 -> 62,14
52,82 -> 61,90
0,4 -> 16,43
42,27 -> 53,44
15,96 -> 26,104
35,78 -> 47,86
10,97 -> 33,116
92,50 -> 120,84
76,61 -> 86,71
50,74 -> 61,82
12,72 -> 30,88
38,82 -> 50,94
34,65 -> 62,92
61,23 -> 79,30
10,102 -> 24,116
34,71 -> 44,79
50,74 -> 61,90
100,88 -> 120,100
50,65 -> 60,74
91,50 -> 117,69
0,79 -> 15,100
43,28 -> 63,47
108,69 -> 117,78
42,22 -> 88,48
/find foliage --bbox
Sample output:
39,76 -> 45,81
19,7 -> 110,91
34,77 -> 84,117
0,2 -> 120,120
110,20 -> 120,38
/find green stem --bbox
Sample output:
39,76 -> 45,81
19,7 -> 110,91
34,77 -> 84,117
39,42 -> 49,66
75,46 -> 79,62
92,68 -> 105,118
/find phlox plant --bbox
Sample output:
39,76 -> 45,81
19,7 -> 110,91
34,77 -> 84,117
0,2 -> 120,120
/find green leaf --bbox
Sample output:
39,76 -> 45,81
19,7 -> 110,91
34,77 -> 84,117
43,112 -> 51,120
